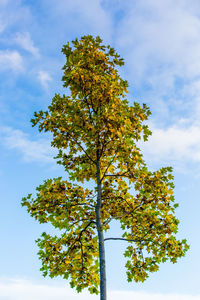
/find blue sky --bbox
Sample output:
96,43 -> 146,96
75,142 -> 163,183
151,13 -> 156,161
0,0 -> 200,299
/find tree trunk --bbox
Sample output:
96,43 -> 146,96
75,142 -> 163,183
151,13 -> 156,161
96,157 -> 107,300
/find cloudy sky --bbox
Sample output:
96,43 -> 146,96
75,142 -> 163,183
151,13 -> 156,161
0,0 -> 200,299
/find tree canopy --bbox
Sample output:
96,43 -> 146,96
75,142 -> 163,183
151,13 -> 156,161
22,35 -> 189,297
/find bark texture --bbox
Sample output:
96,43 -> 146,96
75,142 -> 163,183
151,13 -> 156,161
96,157 -> 107,300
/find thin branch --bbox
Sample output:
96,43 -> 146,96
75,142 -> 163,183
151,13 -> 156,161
82,82 -> 97,115
79,239 -> 84,270
83,96 -> 95,127
102,210 -> 133,226
100,153 -> 117,182
102,197 -> 144,226
104,237 -> 137,242
78,220 -> 95,241
64,131 -> 96,165
77,220 -> 95,272
69,203 -> 95,209
66,219 -> 96,231
100,142 -> 127,182
104,172 -> 129,177
104,170 -> 137,181
66,220 -> 96,255
85,193 -> 98,200
104,227 -> 154,244
139,227 -> 153,241
99,133 -> 114,158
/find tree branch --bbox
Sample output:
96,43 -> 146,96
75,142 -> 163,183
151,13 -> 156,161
85,193 -> 98,200
104,226 -> 154,244
79,239 -> 84,270
78,220 -> 95,241
83,96 -> 95,127
64,131 -> 96,165
104,173 -> 129,177
102,210 -> 133,226
99,133 -> 113,158
100,153 -> 117,182
68,203 -> 95,209
104,237 -> 137,242
77,220 -> 95,271
66,220 -> 96,255
102,196 -> 144,226
66,219 -> 96,230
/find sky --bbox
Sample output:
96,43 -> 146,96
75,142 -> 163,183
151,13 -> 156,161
0,0 -> 200,299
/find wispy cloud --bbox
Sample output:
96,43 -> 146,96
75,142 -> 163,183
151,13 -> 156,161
44,0 -> 112,39
0,50 -> 23,72
0,278 -> 199,300
118,0 -> 200,82
114,0 -> 200,127
38,70 -> 52,89
140,121 -> 200,167
14,32 -> 40,57
0,0 -> 32,37
0,127 -> 56,163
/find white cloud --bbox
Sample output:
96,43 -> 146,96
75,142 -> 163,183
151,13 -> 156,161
0,50 -> 23,71
0,0 -> 33,39
66,0 -> 112,33
118,0 -> 200,82
114,0 -> 200,127
44,0 -> 112,39
14,32 -> 40,57
140,122 -> 200,165
0,127 -> 56,163
38,71 -> 52,89
0,278 -> 199,300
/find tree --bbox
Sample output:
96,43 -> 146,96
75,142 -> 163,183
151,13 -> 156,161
22,35 -> 189,300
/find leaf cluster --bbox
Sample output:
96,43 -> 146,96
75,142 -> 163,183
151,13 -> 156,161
22,178 -> 99,293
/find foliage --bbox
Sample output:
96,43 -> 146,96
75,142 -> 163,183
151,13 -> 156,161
22,35 -> 189,295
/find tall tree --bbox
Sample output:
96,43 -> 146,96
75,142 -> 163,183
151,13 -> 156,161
22,35 -> 189,300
